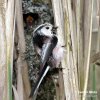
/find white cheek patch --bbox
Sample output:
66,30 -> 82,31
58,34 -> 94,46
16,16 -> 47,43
41,28 -> 53,37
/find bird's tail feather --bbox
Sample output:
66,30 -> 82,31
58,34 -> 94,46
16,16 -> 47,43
29,65 -> 50,98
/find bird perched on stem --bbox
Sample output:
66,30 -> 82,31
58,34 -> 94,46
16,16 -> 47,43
29,23 -> 64,98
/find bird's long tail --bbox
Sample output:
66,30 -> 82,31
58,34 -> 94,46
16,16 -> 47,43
29,65 -> 50,98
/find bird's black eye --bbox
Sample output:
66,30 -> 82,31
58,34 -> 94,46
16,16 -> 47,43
46,27 -> 49,29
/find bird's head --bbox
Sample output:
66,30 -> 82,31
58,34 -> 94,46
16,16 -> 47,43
33,23 -> 58,37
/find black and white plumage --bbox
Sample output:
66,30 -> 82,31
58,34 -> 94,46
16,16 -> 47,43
29,23 -> 64,98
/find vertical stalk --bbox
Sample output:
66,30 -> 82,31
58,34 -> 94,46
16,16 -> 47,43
92,64 -> 96,100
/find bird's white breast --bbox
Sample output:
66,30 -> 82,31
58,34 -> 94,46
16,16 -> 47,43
53,44 -> 64,61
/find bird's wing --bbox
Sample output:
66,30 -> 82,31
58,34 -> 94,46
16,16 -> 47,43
40,36 -> 58,68
29,36 -> 58,98
40,42 -> 55,68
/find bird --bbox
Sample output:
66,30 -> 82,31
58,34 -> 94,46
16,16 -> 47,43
29,23 -> 64,98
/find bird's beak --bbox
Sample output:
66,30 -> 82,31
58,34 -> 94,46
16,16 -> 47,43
52,26 -> 58,32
